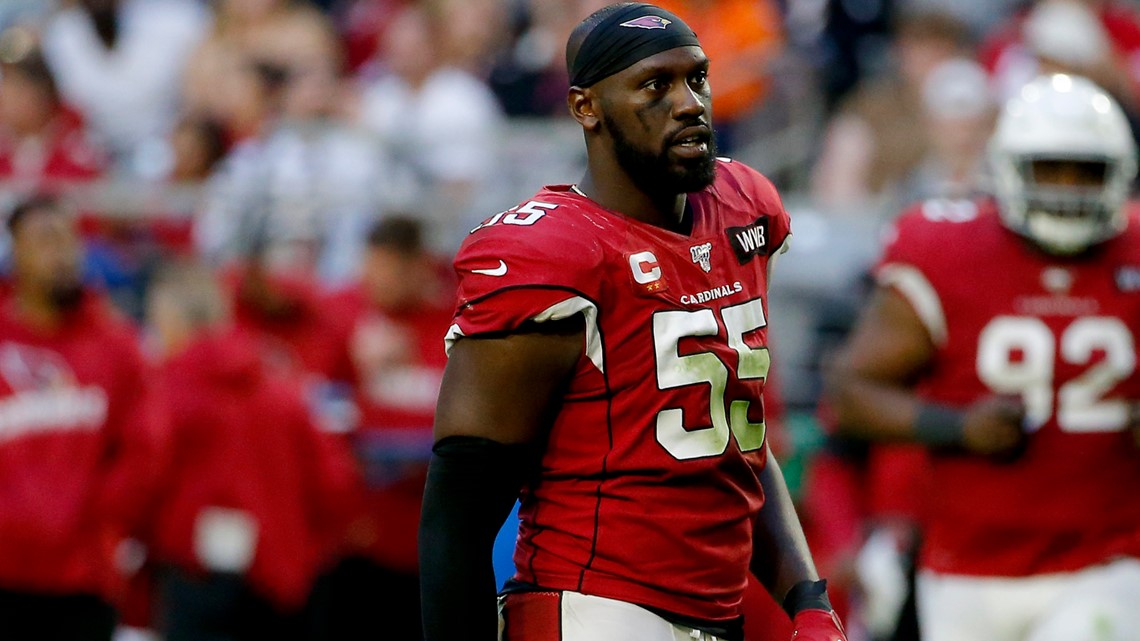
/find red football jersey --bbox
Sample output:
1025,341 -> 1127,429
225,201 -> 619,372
877,198 -> 1140,577
448,159 -> 791,623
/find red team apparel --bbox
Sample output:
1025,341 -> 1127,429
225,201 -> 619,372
448,159 -> 790,623
228,268 -> 340,378
0,294 -> 164,599
327,284 -> 453,432
877,199 -> 1140,577
326,286 -> 454,573
150,328 -> 358,610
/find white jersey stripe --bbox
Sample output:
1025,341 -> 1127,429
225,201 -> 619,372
532,297 -> 604,374
444,297 -> 604,375
877,263 -> 949,347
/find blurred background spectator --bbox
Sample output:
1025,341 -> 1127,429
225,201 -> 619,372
312,216 -> 451,641
900,56 -> 996,204
41,0 -> 208,177
183,0 -> 342,142
488,0 -> 580,116
0,1 -> 1134,639
144,260 -> 356,641
0,196 -> 165,641
225,255 -> 340,377
0,27 -> 106,190
193,28 -> 401,286
981,0 -> 1140,110
811,8 -> 972,216
349,3 -> 504,250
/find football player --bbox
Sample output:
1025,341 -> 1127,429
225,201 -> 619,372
827,73 -> 1140,641
418,3 -> 846,641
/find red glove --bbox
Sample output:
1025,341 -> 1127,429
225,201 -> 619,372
790,608 -> 847,641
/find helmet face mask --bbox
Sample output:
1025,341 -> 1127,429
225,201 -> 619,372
1017,156 -> 1119,254
989,75 -> 1137,256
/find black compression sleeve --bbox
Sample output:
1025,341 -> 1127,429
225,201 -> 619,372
419,436 -> 540,641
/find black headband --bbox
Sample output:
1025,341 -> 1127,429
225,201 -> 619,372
569,3 -> 700,88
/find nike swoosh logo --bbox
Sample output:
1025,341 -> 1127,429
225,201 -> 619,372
471,260 -> 508,276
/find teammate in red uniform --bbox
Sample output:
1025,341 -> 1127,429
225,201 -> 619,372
828,73 -> 1140,641
418,4 -> 846,641
0,196 -> 164,640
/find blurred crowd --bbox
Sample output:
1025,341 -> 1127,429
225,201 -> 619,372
0,0 -> 1138,640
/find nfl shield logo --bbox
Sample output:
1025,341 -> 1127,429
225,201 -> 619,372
690,243 -> 713,273
1040,267 -> 1073,294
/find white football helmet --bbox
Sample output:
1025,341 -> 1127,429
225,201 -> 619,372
989,74 -> 1137,255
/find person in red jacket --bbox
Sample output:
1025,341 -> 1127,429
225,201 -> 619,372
144,260 -> 358,641
314,216 -> 454,641
0,195 -> 165,641
227,257 -> 340,379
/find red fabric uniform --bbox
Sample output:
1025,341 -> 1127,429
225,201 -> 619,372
227,268 -> 340,378
449,159 -> 791,624
326,285 -> 452,573
328,285 -> 452,431
149,328 -> 357,609
876,199 -> 1140,577
0,293 -> 164,599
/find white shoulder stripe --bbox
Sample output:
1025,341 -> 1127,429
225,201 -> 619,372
877,263 -> 948,347
531,297 -> 603,373
443,324 -> 465,355
442,297 -> 604,373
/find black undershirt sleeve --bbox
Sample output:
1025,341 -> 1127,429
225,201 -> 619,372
419,435 -> 541,641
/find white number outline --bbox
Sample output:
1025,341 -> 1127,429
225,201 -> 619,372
976,316 -> 1135,433
471,201 -> 557,232
653,298 -> 770,460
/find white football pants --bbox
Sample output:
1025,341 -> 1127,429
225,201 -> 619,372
499,590 -> 726,641
917,557 -> 1140,641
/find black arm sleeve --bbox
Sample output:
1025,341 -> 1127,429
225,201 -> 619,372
419,435 -> 540,641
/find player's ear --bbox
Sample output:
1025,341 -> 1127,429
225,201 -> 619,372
568,87 -> 601,133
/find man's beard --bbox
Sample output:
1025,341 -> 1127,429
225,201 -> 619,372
48,281 -> 84,312
606,114 -> 718,196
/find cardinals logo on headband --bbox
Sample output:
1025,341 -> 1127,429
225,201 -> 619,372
620,15 -> 671,30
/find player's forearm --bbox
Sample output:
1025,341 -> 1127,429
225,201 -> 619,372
826,368 -> 926,443
751,451 -> 820,602
419,436 -> 535,641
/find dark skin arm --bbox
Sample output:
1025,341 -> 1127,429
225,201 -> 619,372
751,449 -> 821,603
420,318 -> 583,641
433,318 -> 585,446
826,286 -> 1024,455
